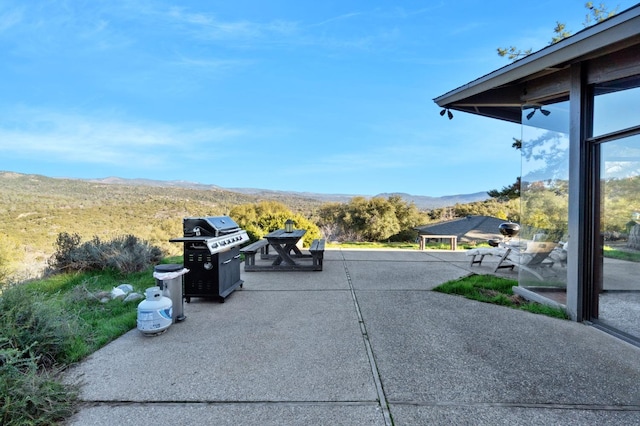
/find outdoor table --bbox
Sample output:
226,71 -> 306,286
418,234 -> 457,251
265,229 -> 308,266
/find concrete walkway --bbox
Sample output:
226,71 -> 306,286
65,250 -> 640,425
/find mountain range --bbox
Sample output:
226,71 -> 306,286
82,176 -> 490,209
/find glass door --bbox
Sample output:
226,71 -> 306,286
592,78 -> 640,342
598,135 -> 640,340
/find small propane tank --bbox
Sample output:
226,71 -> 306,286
137,286 -> 173,336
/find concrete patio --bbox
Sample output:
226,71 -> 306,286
65,249 -> 640,425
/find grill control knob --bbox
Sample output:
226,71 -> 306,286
204,262 -> 213,270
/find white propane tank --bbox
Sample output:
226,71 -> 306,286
137,286 -> 173,335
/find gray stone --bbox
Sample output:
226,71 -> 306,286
123,292 -> 143,303
117,283 -> 134,293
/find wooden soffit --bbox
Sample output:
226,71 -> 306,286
434,5 -> 640,124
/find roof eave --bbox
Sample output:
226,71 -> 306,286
434,5 -> 640,119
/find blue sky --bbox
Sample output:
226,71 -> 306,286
1,1 -> 636,197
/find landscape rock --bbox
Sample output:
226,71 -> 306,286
110,287 -> 126,300
123,292 -> 143,303
117,283 -> 134,293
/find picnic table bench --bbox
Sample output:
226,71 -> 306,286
309,238 -> 325,270
241,229 -> 325,271
240,239 -> 271,268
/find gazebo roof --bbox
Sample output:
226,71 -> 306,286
433,4 -> 640,124
415,215 -> 506,242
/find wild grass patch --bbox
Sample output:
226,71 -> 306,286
0,237 -> 168,425
433,274 -> 569,319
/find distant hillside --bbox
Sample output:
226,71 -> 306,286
84,176 -> 226,191
83,177 -> 489,209
374,192 -> 489,209
0,171 -> 325,279
0,171 -> 491,279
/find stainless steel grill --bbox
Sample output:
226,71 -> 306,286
170,216 -> 248,302
173,216 -> 250,255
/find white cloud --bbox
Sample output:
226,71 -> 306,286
157,5 -> 299,43
0,108 -> 245,167
311,12 -> 364,27
0,7 -> 22,32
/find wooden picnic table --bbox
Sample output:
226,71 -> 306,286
241,229 -> 325,272
265,229 -> 307,266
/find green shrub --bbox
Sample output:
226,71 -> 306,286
0,285 -> 80,368
48,233 -> 163,274
0,284 -> 80,425
230,201 -> 322,246
0,339 -> 77,426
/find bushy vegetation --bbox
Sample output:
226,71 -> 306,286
0,285 -> 80,368
230,201 -> 322,246
0,342 -> 76,426
0,172 -> 326,280
47,233 -> 163,274
429,197 -> 520,223
520,180 -> 569,241
0,229 -> 166,424
0,235 -> 18,284
0,246 -> 160,424
317,195 -> 427,242
0,282 -> 81,425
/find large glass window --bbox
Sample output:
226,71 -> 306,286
593,79 -> 640,137
594,76 -> 640,341
599,135 -> 640,338
519,101 -> 570,300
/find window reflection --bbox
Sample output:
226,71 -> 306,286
593,77 -> 640,136
523,102 -> 569,134
519,101 -> 570,294
599,134 -> 640,337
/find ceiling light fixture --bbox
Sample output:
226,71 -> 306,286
526,106 -> 551,120
440,108 -> 453,120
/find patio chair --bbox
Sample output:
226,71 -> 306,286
494,241 -> 559,280
467,247 -> 508,267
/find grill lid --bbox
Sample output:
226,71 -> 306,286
183,216 -> 241,237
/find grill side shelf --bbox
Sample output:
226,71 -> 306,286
169,237 -> 210,243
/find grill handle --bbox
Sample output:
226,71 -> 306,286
222,259 -> 232,265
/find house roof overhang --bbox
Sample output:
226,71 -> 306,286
433,4 -> 640,124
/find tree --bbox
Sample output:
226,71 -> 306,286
488,177 -> 521,201
428,198 -> 520,223
520,182 -> 569,241
317,196 -> 427,242
355,197 -> 401,241
386,195 -> 425,241
229,201 -> 321,246
497,2 -> 618,61
488,138 -> 522,201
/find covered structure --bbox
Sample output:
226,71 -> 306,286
415,215 -> 506,250
435,4 -> 640,345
